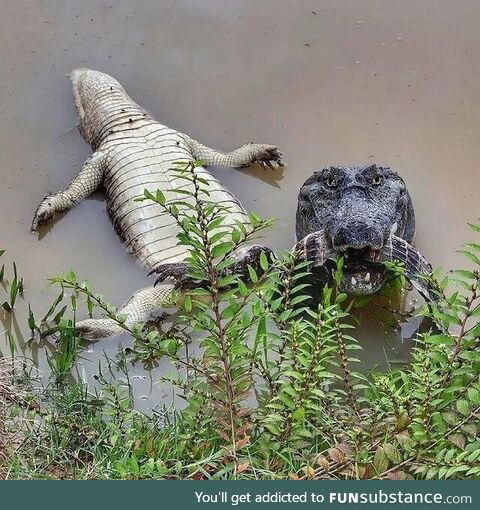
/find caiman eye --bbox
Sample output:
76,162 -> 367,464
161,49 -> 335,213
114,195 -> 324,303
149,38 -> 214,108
371,174 -> 383,186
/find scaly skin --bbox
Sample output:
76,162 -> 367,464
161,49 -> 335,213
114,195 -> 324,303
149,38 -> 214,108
292,231 -> 433,300
74,284 -> 175,339
32,69 -> 284,339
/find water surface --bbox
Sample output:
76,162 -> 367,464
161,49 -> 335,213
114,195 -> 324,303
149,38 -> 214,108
1,0 -> 480,411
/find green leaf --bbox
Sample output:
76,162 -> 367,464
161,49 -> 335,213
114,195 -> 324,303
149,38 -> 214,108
155,189 -> 166,205
248,211 -> 262,228
442,412 -> 458,426
167,339 -> 179,356
208,217 -> 224,231
217,274 -> 238,288
231,228 -> 241,244
456,399 -> 471,417
384,443 -> 402,464
278,392 -> 294,409
464,242 -> 480,252
279,309 -> 293,322
212,242 -> 234,259
289,295 -> 311,306
292,407 -> 305,421
468,222 -> 480,233
255,316 -> 266,345
451,269 -> 476,280
237,279 -> 249,297
221,301 -> 239,319
467,388 -> 480,405
457,250 -> 480,266
259,250 -> 268,271
208,231 -> 229,245
27,304 -> 36,332
427,334 -> 454,345
412,423 -> 427,441
53,305 -> 67,324
142,189 -> 155,201
396,412 -> 410,432
247,265 -> 258,283
183,294 -> 192,312
65,270 -> 76,284
373,446 -> 389,474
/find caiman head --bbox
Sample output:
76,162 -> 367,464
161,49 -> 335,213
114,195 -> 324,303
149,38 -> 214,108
296,164 -> 417,295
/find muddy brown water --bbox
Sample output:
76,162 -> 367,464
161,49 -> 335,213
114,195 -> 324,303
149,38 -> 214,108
1,0 -> 480,412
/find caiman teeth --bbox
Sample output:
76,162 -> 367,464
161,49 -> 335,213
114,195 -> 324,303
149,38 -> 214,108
365,272 -> 371,283
351,276 -> 357,286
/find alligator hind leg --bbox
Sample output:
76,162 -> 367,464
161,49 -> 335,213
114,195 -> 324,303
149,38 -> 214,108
152,245 -> 275,289
75,284 -> 175,340
186,138 -> 284,169
31,150 -> 107,231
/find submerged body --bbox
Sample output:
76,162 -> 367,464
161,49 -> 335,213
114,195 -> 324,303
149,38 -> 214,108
31,69 -> 283,337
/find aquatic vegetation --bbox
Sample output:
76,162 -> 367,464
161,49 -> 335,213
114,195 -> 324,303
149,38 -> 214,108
0,163 -> 479,479
0,250 -> 24,314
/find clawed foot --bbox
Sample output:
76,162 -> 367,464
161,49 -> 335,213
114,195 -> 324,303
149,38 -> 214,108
151,245 -> 276,291
31,195 -> 58,232
251,144 -> 284,169
149,263 -> 197,289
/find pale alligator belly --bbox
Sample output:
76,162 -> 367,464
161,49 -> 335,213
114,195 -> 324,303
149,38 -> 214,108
103,122 -> 250,271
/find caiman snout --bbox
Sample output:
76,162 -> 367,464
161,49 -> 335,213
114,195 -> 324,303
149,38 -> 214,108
332,224 -> 385,252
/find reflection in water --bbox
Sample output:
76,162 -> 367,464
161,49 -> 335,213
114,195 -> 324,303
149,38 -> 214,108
351,287 -> 428,372
1,0 -> 479,412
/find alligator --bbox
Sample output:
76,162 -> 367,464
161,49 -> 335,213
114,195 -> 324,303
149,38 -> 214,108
31,69 -> 284,338
31,69 -> 432,339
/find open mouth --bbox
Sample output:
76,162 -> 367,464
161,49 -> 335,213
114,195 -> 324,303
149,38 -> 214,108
294,230 -> 433,300
339,247 -> 387,295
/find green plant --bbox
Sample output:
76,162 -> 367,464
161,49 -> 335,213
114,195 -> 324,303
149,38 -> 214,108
1,249 -> 24,312
1,163 -> 479,480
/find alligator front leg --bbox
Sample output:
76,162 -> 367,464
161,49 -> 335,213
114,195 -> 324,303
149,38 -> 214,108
187,138 -> 284,169
31,150 -> 107,231
152,245 -> 275,289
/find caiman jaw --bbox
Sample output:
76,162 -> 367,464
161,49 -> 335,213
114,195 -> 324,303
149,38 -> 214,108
343,248 -> 381,261
295,230 -> 433,300
339,247 -> 387,295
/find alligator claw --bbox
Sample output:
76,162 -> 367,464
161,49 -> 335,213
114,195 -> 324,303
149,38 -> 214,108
31,195 -> 57,231
150,262 -> 194,289
254,145 -> 285,168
